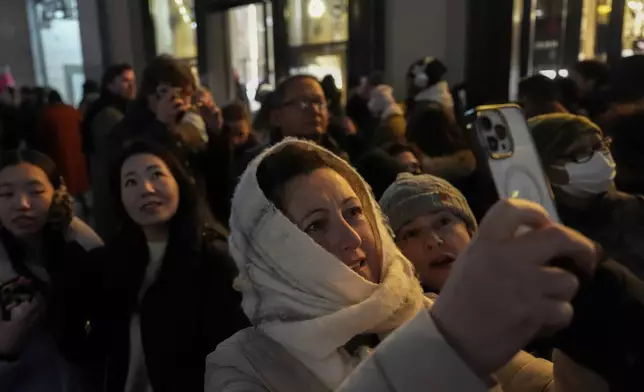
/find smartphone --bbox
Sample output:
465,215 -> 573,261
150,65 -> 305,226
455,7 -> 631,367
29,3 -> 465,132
0,277 -> 36,321
466,104 -> 560,222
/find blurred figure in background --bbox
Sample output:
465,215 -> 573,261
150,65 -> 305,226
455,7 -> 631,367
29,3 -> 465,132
0,84 -> 20,149
355,148 -> 408,200
321,74 -> 343,119
346,73 -> 380,142
571,60 -> 610,119
405,57 -> 475,181
221,101 -> 257,157
518,74 -> 568,119
233,69 -> 250,109
367,84 -> 406,147
599,55 -> 644,195
554,77 -> 582,115
82,63 -> 136,238
382,141 -> 423,175
78,80 -> 100,118
37,90 -> 89,216
193,86 -> 223,140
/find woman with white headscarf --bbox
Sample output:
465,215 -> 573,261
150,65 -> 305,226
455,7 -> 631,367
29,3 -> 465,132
205,139 -> 598,392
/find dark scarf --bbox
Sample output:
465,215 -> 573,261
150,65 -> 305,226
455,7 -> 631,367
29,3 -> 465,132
81,90 -> 131,153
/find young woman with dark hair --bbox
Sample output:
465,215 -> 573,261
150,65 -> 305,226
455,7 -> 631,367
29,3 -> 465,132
93,141 -> 247,392
0,148 -> 103,392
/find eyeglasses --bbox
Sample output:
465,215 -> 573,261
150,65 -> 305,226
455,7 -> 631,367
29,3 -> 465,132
557,137 -> 612,164
282,98 -> 328,111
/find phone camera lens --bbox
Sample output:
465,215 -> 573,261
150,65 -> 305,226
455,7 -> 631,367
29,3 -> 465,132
494,125 -> 508,140
487,137 -> 499,152
480,116 -> 493,131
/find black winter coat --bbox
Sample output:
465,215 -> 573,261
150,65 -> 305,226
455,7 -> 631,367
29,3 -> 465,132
92,228 -> 249,392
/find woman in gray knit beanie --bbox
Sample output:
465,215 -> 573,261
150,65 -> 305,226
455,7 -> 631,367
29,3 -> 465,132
380,173 -> 476,292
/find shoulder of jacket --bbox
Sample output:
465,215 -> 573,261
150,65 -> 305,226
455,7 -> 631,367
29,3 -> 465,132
206,328 -> 262,368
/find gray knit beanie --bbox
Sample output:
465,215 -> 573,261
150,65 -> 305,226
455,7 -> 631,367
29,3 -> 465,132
379,173 -> 477,236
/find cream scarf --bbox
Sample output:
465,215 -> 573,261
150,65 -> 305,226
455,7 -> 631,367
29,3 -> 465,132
229,139 -> 429,389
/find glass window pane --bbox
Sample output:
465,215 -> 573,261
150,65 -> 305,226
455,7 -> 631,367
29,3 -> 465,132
286,0 -> 348,46
623,0 -> 644,57
149,0 -> 197,59
228,4 -> 275,112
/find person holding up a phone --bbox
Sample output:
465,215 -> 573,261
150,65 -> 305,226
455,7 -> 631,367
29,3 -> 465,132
378,172 -> 644,392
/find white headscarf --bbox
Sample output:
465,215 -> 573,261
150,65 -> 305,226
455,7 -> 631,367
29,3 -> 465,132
229,139 -> 429,388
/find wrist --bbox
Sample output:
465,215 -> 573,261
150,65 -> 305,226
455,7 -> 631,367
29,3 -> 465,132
430,307 -> 493,383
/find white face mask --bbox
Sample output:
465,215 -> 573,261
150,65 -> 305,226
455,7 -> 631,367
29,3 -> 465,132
554,151 -> 616,197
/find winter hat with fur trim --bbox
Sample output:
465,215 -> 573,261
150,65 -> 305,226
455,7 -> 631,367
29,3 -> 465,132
379,173 -> 477,236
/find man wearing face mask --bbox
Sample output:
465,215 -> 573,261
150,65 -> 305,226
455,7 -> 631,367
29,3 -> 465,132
529,113 -> 644,279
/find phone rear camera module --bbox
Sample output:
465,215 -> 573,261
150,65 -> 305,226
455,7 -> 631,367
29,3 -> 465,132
479,116 -> 493,131
487,137 -> 499,152
494,125 -> 508,140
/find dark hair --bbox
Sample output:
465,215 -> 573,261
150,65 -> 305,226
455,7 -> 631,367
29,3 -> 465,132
48,90 -> 63,105
611,55 -> 644,102
355,149 -> 408,200
222,101 -> 250,123
273,74 -> 321,106
574,60 -> 610,87
519,74 -> 559,104
139,55 -> 196,98
367,71 -> 385,88
83,80 -> 100,95
110,141 -> 210,251
0,148 -> 62,188
101,63 -> 133,89
256,144 -> 332,210
0,149 -> 66,295
382,141 -> 423,161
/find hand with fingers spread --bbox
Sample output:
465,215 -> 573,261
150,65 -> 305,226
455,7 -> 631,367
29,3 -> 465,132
430,199 -> 599,379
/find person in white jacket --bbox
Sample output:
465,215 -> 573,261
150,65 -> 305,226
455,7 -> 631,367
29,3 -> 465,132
205,139 -> 599,391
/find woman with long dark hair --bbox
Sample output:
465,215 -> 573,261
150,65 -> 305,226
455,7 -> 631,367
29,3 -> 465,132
0,148 -> 103,391
94,141 -> 247,392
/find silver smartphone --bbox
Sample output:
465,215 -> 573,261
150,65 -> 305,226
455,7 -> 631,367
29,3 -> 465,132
466,104 -> 560,222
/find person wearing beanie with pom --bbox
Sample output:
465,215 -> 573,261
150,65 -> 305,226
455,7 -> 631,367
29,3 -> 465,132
367,84 -> 406,147
528,113 -> 644,280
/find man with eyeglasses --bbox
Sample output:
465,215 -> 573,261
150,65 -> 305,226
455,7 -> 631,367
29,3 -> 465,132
529,113 -> 644,280
234,75 -> 348,177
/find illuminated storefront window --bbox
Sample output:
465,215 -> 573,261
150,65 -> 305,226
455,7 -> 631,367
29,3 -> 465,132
228,3 -> 275,111
286,0 -> 349,89
622,0 -> 644,56
149,0 -> 198,60
579,0 -> 612,60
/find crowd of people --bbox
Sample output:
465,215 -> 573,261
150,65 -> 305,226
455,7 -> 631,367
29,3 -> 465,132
0,52 -> 643,392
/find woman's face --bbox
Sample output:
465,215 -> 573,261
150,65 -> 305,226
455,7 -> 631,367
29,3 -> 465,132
281,168 -> 381,283
0,163 -> 54,238
120,153 -> 180,228
396,211 -> 471,292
